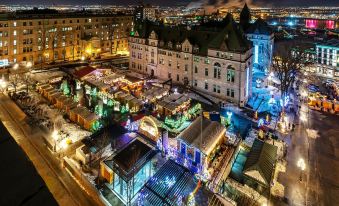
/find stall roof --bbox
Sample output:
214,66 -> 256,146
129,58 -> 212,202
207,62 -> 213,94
124,94 -> 135,102
125,75 -> 143,84
85,113 -> 100,122
159,93 -> 190,111
243,139 -> 277,186
51,92 -> 64,100
178,116 -> 226,156
73,66 -> 96,79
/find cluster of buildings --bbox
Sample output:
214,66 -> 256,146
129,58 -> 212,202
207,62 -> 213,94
0,9 -> 133,67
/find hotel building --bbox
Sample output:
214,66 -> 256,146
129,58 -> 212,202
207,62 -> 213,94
0,9 -> 133,67
129,14 -> 253,106
316,38 -> 339,80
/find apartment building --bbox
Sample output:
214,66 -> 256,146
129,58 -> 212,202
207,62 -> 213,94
316,39 -> 339,80
0,9 -> 133,66
143,6 -> 156,21
129,15 -> 253,106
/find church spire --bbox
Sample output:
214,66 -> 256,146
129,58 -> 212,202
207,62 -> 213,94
240,3 -> 251,30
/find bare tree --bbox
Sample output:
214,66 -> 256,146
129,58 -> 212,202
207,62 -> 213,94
9,73 -> 21,93
271,41 -> 305,104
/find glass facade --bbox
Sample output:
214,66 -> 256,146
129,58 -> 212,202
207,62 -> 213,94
112,160 -> 155,204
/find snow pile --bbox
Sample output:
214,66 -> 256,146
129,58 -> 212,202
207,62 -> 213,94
243,129 -> 258,147
306,129 -> 319,139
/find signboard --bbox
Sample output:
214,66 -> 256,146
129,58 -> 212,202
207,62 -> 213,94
0,59 -> 9,67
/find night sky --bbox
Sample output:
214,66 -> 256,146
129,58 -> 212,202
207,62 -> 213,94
2,0 -> 338,7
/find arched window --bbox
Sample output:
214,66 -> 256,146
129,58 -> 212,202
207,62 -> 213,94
214,62 -> 221,79
226,65 -> 235,83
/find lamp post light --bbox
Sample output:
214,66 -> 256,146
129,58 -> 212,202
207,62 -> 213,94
52,130 -> 58,152
0,79 -> 7,93
297,158 -> 306,181
13,63 -> 19,70
26,61 -> 32,69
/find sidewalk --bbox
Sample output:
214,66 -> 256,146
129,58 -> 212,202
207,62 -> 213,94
0,93 -> 103,206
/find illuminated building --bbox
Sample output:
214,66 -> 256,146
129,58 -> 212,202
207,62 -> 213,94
0,9 -> 133,66
316,39 -> 339,79
129,14 -> 253,106
102,138 -> 159,205
246,18 -> 274,73
176,116 -> 236,182
143,5 -> 156,21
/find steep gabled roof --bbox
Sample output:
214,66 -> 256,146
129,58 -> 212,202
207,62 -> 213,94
243,138 -> 277,186
208,15 -> 251,52
178,116 -> 226,156
246,18 -> 273,35
133,15 -> 251,55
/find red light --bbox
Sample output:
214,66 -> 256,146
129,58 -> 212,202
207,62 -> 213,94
326,20 -> 334,29
306,19 -> 317,28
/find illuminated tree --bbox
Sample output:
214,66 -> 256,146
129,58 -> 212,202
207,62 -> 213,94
272,41 -> 305,104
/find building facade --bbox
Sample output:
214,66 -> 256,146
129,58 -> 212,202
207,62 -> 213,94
246,18 -> 274,74
316,39 -> 339,80
143,6 -> 156,21
0,10 -> 133,67
129,16 -> 253,106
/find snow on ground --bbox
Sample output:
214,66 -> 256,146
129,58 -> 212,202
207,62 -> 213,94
31,70 -> 67,83
243,129 -> 258,147
187,92 -> 213,105
306,129 -> 319,139
248,85 -> 281,116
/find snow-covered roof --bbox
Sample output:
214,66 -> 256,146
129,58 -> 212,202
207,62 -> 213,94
243,138 -> 277,186
178,116 -> 226,156
158,93 -> 190,112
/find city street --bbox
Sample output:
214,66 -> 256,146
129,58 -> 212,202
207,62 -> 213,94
0,93 -> 104,206
279,102 -> 339,206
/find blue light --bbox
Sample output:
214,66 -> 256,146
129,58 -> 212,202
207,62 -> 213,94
258,118 -> 265,127
288,21 -> 294,26
271,21 -> 277,26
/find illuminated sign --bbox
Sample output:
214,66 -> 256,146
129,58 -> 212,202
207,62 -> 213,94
0,59 -> 9,67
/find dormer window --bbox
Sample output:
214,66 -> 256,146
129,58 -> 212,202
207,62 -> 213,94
160,40 -> 164,47
168,41 -> 173,49
193,46 -> 199,53
176,44 -> 181,50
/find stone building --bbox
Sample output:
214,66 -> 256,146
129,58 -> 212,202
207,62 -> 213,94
129,15 -> 253,106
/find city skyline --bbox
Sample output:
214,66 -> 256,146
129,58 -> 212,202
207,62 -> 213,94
0,0 -> 338,7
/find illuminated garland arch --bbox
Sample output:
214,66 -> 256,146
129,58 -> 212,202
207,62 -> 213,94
139,116 -> 161,142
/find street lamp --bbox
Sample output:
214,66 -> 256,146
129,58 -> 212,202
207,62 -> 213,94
297,158 -> 306,181
26,61 -> 32,69
52,130 -> 58,152
13,63 -> 19,70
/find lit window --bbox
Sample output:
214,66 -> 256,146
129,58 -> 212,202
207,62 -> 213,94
13,30 -> 17,36
13,49 -> 17,54
13,40 -> 17,46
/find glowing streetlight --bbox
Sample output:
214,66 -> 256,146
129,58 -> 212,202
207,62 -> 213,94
13,63 -> 19,70
0,79 -> 7,92
81,56 -> 85,61
297,158 -> 306,181
26,61 -> 32,69
52,130 -> 58,152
